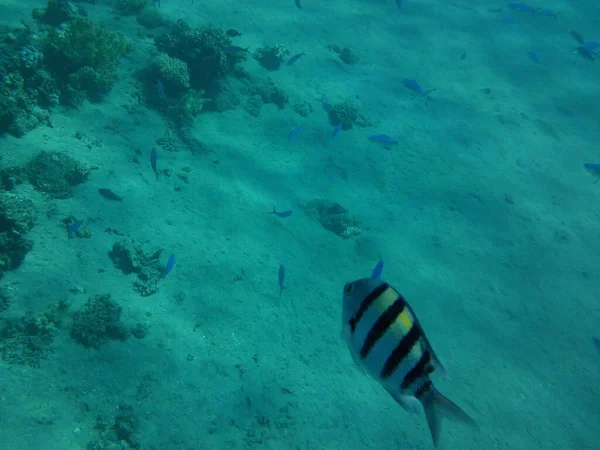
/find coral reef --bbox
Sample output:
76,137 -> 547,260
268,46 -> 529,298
327,44 -> 359,65
42,16 -> 132,104
136,6 -> 169,29
108,241 -> 163,296
88,404 -> 140,449
155,20 -> 246,94
328,99 -> 371,130
303,199 -> 360,238
253,44 -> 290,70
293,101 -> 313,117
114,0 -> 148,15
0,299 -> 68,367
151,52 -> 190,92
0,192 -> 36,277
26,151 -> 90,199
34,0 -> 87,26
242,78 -> 288,116
70,294 -> 129,349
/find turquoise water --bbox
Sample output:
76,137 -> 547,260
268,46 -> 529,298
0,0 -> 598,449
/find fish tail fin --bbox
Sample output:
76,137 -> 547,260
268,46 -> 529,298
268,206 -> 276,215
531,6 -> 542,16
421,385 -> 477,448
423,88 -> 437,97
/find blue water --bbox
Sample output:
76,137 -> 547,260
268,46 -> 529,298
0,0 -> 598,449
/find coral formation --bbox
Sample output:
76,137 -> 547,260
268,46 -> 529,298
26,151 -> 90,198
136,6 -> 169,29
155,20 -> 246,94
327,44 -> 359,65
242,77 -> 288,116
328,99 -> 371,130
303,199 -> 360,238
42,16 -> 132,104
108,241 -> 163,296
293,101 -> 313,117
151,52 -> 190,92
114,0 -> 148,15
70,294 -> 129,349
0,192 -> 36,277
253,44 -> 290,70
35,0 -> 87,26
0,299 -> 68,367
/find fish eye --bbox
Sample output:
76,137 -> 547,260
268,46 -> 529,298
345,284 -> 354,294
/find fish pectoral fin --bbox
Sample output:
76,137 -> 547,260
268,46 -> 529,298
387,389 -> 421,414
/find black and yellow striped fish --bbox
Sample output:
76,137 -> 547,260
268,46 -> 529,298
342,278 -> 476,448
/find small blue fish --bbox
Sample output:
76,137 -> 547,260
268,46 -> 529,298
221,45 -> 250,54
163,254 -> 176,276
287,52 -> 305,65
583,41 -> 600,51
332,123 -> 343,136
594,337 -> 600,353
68,220 -> 84,238
321,95 -> 332,113
371,259 -> 384,279
527,51 -> 542,63
507,2 -> 541,15
295,0 -> 301,9
156,79 -> 166,101
576,45 -> 597,62
583,162 -> 600,183
502,16 -> 519,24
278,264 -> 285,296
460,52 -> 467,61
571,30 -> 585,45
538,9 -> 559,18
151,148 -> 158,179
287,126 -> 303,140
368,134 -> 398,147
269,207 -> 293,218
98,188 -> 123,202
403,78 -> 436,97
395,0 -> 404,10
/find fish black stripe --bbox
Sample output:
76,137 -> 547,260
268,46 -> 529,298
359,296 -> 407,359
401,350 -> 431,390
380,323 -> 421,379
350,282 -> 390,330
414,380 -> 433,399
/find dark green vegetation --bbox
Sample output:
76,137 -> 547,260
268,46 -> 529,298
0,192 -> 36,279
0,0 -> 131,136
71,294 -> 129,349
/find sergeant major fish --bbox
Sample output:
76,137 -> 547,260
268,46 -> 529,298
342,278 -> 476,448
